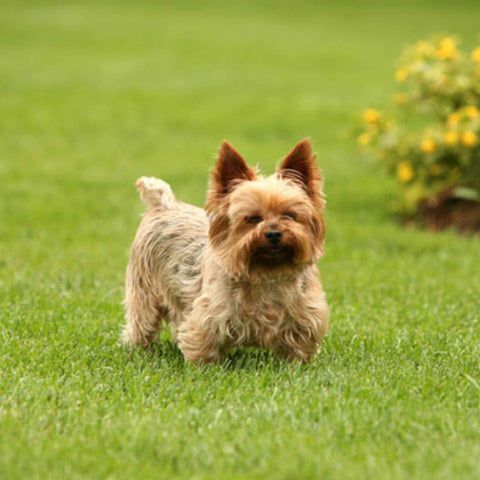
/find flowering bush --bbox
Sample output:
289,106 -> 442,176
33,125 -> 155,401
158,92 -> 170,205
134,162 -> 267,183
356,36 -> 480,231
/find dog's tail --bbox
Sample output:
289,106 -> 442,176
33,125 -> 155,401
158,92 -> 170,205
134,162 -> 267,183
135,176 -> 176,211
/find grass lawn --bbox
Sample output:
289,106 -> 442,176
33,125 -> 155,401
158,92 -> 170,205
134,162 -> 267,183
1,0 -> 480,478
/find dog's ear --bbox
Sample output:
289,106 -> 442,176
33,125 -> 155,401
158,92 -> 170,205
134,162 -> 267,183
278,138 -> 323,199
206,141 -> 256,210
280,138 -> 326,251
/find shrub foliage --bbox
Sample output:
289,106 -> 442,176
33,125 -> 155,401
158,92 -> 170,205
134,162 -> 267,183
357,36 -> 480,227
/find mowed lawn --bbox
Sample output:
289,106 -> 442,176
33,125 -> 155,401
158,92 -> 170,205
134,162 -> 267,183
1,0 -> 480,478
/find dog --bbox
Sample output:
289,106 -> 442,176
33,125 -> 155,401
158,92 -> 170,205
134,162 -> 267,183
122,139 -> 329,363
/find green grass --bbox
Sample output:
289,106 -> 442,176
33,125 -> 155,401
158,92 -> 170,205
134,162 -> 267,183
1,1 -> 480,478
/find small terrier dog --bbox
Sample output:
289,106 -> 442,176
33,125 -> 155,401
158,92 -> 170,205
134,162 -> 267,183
123,139 -> 329,363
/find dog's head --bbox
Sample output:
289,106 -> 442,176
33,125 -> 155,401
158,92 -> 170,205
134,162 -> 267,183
205,139 -> 325,278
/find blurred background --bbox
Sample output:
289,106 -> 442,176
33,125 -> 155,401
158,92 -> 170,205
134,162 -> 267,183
2,0 -> 480,266
1,1 -> 480,478
2,0 -> 479,295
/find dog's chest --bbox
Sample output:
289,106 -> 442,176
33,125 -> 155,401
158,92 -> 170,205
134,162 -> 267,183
229,285 -> 297,348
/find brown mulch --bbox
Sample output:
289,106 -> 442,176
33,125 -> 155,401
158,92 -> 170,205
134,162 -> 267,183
415,188 -> 480,234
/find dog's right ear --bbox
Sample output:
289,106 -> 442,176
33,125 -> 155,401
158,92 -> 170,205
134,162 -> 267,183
206,141 -> 256,211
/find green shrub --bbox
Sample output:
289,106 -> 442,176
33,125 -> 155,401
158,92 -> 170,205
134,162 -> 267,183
357,36 -> 480,219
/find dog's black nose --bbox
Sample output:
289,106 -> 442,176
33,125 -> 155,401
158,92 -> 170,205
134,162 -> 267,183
265,230 -> 283,245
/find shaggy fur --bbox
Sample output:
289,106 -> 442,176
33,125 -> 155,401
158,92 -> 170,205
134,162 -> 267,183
123,139 -> 329,363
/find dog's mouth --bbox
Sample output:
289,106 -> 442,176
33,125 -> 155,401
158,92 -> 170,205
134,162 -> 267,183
250,245 -> 295,268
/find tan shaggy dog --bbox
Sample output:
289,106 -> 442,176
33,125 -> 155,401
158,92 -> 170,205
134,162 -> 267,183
123,139 -> 329,363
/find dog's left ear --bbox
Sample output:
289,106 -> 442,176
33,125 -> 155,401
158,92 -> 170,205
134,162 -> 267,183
280,138 -> 326,252
278,138 -> 323,199
206,140 -> 257,211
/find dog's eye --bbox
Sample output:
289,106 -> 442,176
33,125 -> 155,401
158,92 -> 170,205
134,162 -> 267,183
246,215 -> 262,224
281,212 -> 297,221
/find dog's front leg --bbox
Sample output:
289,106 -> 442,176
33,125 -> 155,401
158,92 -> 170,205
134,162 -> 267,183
275,298 -> 329,363
177,296 -> 232,364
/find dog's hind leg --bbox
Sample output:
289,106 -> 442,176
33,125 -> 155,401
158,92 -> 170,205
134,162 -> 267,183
122,262 -> 169,347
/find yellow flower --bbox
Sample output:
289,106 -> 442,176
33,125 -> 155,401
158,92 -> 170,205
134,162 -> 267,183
397,161 -> 414,183
465,105 -> 480,119
429,165 -> 442,176
421,139 -> 437,154
447,111 -> 462,125
436,37 -> 458,60
357,133 -> 371,146
440,37 -> 456,48
394,93 -> 408,105
472,47 -> 480,63
395,69 -> 408,82
363,108 -> 381,123
461,131 -> 478,147
444,131 -> 459,146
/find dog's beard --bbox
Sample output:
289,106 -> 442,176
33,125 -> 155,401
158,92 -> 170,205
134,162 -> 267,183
250,244 -> 295,269
217,227 -> 317,278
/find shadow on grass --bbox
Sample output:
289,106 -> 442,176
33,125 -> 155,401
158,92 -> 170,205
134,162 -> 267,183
125,338 -> 331,374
